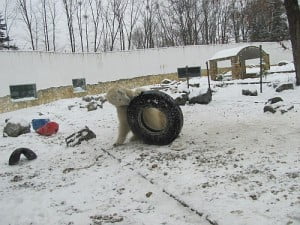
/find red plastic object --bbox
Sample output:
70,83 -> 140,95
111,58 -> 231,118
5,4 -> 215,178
37,122 -> 59,136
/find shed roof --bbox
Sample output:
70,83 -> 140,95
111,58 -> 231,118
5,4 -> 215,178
210,45 -> 267,61
210,46 -> 248,60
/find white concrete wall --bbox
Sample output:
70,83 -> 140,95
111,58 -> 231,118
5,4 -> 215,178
0,41 -> 293,96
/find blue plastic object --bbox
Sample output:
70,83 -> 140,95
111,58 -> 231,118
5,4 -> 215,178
32,119 -> 50,131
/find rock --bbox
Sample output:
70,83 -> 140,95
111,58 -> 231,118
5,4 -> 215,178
249,194 -> 258,200
151,164 -> 158,168
82,96 -> 93,102
65,126 -> 96,147
94,96 -> 107,104
11,175 -> 23,182
68,105 -> 75,110
216,83 -> 227,87
276,83 -> 294,92
3,120 -> 31,137
286,172 -> 299,179
174,93 -> 188,106
190,83 -> 200,88
267,97 -> 283,104
87,102 -> 98,111
146,192 -> 153,198
264,105 -> 276,113
189,90 -> 212,104
242,89 -> 258,96
278,61 -> 288,66
280,105 -> 294,114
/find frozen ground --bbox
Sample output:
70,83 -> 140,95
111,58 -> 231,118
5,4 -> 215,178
0,69 -> 299,225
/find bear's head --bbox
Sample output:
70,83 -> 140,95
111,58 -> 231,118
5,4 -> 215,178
106,86 -> 131,106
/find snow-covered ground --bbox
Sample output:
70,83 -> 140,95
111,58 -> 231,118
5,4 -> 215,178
0,68 -> 299,225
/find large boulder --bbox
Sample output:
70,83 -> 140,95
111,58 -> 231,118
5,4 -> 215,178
3,120 -> 31,137
267,97 -> 283,104
242,89 -> 258,96
174,93 -> 188,106
87,102 -> 98,111
276,83 -> 294,92
82,96 -> 93,102
189,90 -> 212,104
263,105 -> 276,113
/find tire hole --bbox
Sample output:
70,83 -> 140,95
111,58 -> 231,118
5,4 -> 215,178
141,107 -> 167,132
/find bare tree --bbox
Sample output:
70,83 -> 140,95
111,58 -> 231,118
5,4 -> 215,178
122,0 -> 142,50
40,0 -> 50,51
284,0 -> 300,85
142,0 -> 156,48
63,0 -> 76,52
48,0 -> 57,51
76,0 -> 84,52
216,0 -> 230,44
18,0 -> 36,50
105,0 -> 125,51
88,0 -> 103,52
156,2 -> 176,47
3,0 -> 18,49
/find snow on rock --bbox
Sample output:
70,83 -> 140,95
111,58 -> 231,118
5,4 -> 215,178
0,69 -> 299,225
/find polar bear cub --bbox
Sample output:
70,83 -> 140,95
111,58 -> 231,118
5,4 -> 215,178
106,86 -> 166,146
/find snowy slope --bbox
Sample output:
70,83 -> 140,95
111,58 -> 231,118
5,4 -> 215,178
0,69 -> 299,225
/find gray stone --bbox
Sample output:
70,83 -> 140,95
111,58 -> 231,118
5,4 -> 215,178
242,89 -> 258,96
94,96 -> 107,104
276,83 -> 294,92
189,90 -> 212,104
174,93 -> 188,106
278,61 -> 288,66
264,105 -> 276,113
280,105 -> 294,114
87,102 -> 98,111
267,97 -> 283,104
3,121 -> 31,137
82,96 -> 93,102
190,83 -> 200,88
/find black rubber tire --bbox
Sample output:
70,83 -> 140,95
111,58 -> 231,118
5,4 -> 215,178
127,90 -> 183,145
9,148 -> 37,165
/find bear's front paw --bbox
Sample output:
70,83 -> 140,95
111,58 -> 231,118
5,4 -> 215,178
113,142 -> 123,147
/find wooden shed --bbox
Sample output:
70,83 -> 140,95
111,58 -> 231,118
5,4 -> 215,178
209,46 -> 270,80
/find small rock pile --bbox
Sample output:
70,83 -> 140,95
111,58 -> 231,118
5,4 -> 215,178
68,95 -> 107,111
264,97 -> 294,114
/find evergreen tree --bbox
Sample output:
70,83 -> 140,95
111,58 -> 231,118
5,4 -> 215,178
270,0 -> 289,41
248,0 -> 289,42
0,13 -> 17,50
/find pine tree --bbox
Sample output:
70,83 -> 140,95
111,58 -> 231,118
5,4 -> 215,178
0,13 -> 17,50
270,0 -> 289,41
248,0 -> 289,42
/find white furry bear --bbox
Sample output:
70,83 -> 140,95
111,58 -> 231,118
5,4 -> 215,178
106,86 -> 166,146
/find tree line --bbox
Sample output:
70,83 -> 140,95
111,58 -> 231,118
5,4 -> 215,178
1,0 -> 290,52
